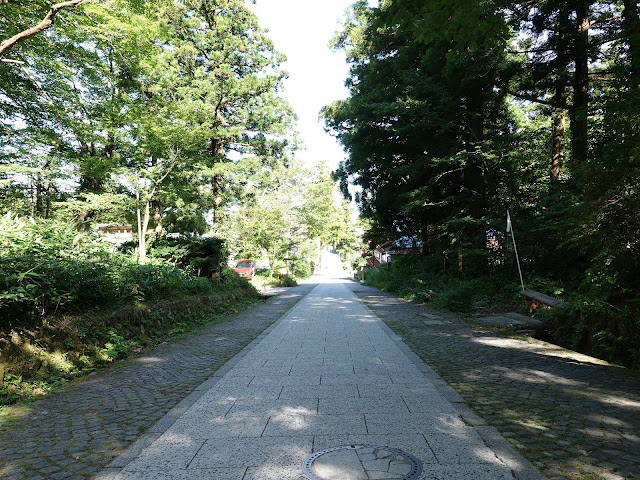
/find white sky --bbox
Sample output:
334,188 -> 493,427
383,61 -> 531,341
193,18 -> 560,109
250,0 -> 354,170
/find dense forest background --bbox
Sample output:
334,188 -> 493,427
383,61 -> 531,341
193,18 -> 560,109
0,0 -> 358,282
1,0 -> 638,403
324,0 -> 639,367
0,0 -> 359,404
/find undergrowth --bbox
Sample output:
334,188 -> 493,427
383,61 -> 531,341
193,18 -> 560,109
363,255 -> 639,369
0,215 -> 263,406
0,285 -> 259,407
364,255 -> 528,313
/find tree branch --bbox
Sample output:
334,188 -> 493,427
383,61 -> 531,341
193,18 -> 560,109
590,13 -> 622,27
499,85 -> 567,109
0,0 -> 88,56
147,151 -> 182,201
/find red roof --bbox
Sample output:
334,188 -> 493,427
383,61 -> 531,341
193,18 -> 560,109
366,256 -> 380,271
375,240 -> 397,253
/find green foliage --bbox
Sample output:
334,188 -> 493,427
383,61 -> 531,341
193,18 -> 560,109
147,237 -> 228,279
1,0 -> 295,263
364,255 -> 521,313
221,160 -> 357,278
0,214 -> 217,326
290,258 -> 314,280
327,0 -> 640,368
538,301 -> 640,368
273,274 -> 297,288
100,327 -> 140,361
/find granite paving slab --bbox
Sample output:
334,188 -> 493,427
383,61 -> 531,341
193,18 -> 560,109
94,280 -> 540,480
347,281 -> 640,480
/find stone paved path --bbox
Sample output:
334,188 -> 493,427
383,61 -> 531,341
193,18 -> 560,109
95,280 -> 540,480
2,277 -> 637,480
346,283 -> 640,480
0,284 -> 316,480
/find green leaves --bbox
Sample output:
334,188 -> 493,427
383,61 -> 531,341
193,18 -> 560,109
0,214 -> 222,327
220,160 -> 358,277
1,0 -> 295,256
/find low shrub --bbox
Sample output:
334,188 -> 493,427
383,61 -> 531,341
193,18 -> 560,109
146,237 -> 228,279
364,255 -> 523,313
536,301 -> 640,368
0,215 -> 231,327
364,252 -> 639,369
291,259 -> 314,279
274,274 -> 297,287
0,215 -> 264,406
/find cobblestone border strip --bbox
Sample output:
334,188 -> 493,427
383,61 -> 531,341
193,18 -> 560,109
347,283 -> 545,480
93,284 -> 317,480
347,283 -> 640,480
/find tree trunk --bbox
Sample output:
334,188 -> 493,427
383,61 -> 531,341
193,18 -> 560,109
572,1 -> 590,164
136,190 -> 144,263
154,202 -> 163,238
463,87 -> 487,259
44,180 -> 52,219
210,136 -> 224,227
35,171 -> 45,218
34,158 -> 53,218
139,198 -> 152,264
623,0 -> 640,79
551,84 -> 567,183
466,91 -> 484,145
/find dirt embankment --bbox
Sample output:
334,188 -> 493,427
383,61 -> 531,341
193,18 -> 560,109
0,289 -> 257,406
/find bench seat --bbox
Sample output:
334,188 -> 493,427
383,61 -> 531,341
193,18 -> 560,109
519,289 -> 565,310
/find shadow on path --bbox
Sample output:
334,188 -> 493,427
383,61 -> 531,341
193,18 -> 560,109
347,282 -> 640,480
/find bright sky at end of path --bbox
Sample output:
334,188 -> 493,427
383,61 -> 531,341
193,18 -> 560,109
250,0 -> 355,170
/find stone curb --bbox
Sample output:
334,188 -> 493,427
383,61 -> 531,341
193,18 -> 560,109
351,284 -> 546,480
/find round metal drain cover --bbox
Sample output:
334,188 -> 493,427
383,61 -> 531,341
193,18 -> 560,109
302,445 -> 422,480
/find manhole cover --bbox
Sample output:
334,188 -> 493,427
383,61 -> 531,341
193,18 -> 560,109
302,445 -> 422,480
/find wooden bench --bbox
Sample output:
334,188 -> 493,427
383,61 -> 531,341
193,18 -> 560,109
519,289 -> 566,311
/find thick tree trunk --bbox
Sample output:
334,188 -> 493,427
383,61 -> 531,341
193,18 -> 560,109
466,87 -> 485,145
35,171 -> 45,217
154,202 -> 163,238
572,1 -> 590,164
551,84 -> 567,183
210,136 -> 224,227
139,199 -> 152,264
136,190 -> 144,263
34,159 -> 52,218
0,0 -> 87,56
44,181 -> 52,219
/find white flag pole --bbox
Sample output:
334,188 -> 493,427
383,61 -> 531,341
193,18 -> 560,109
507,210 -> 525,291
